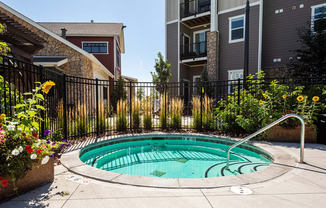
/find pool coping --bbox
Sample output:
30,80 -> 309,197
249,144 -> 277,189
61,133 -> 297,189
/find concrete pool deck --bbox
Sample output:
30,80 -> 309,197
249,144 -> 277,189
1,142 -> 326,208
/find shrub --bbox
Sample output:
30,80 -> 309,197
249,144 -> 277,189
143,98 -> 152,130
169,97 -> 183,130
159,92 -> 168,130
116,99 -> 128,132
132,99 -> 141,129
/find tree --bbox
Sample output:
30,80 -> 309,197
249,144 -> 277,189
150,52 -> 171,94
287,22 -> 326,78
110,76 -> 127,111
136,87 -> 145,101
0,24 -> 10,60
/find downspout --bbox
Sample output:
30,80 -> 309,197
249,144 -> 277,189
178,0 -> 181,95
258,0 -> 263,72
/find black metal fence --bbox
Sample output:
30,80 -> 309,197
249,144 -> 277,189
1,56 -> 325,140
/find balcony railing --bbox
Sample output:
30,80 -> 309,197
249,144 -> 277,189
180,0 -> 211,19
180,41 -> 207,60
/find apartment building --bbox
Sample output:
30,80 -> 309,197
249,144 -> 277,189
166,0 -> 326,94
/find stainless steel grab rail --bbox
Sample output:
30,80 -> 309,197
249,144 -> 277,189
226,114 -> 305,170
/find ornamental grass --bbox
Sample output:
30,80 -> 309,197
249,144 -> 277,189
159,92 -> 168,130
116,99 -> 128,132
132,99 -> 141,129
192,96 -> 201,131
142,98 -> 152,130
169,97 -> 184,130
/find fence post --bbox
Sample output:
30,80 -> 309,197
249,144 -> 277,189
237,78 -> 241,106
62,74 -> 68,140
129,81 -> 132,130
164,83 -> 167,130
39,65 -> 45,137
96,78 -> 99,138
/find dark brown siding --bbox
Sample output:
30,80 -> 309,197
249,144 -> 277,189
167,23 -> 179,82
218,5 -> 260,80
262,0 -> 325,69
66,36 -> 115,75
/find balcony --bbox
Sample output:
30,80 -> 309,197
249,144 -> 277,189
180,0 -> 211,27
180,41 -> 207,65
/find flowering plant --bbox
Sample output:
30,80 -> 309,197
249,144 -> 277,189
0,78 -> 66,191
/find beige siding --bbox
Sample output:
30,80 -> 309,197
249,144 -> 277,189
166,0 -> 178,22
218,0 -> 260,12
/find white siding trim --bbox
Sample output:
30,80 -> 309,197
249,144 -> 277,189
178,0 -> 180,94
166,19 -> 179,25
218,1 -> 260,15
258,0 -> 263,72
114,38 -> 117,80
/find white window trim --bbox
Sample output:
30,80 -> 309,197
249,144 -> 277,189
228,69 -> 243,94
311,3 -> 326,32
229,14 -> 245,44
82,41 -> 109,54
193,29 -> 210,43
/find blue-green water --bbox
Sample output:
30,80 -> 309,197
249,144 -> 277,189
80,138 -> 272,178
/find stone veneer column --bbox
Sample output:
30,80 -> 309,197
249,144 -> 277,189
207,31 -> 219,81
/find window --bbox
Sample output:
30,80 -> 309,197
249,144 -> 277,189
82,42 -> 108,54
193,75 -> 201,95
312,4 -> 326,32
182,34 -> 190,56
228,70 -> 243,94
116,48 -> 120,68
229,15 -> 245,43
193,30 -> 209,55
103,87 -> 108,100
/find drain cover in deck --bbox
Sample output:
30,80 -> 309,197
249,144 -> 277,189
230,186 -> 253,195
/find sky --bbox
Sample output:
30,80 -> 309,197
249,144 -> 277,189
1,0 -> 165,82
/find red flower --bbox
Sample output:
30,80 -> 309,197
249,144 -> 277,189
2,179 -> 8,187
32,132 -> 38,138
36,149 -> 42,155
0,176 -> 3,181
22,133 -> 26,137
25,145 -> 33,154
0,139 -> 4,143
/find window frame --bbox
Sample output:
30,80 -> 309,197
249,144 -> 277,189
116,47 -> 121,69
228,69 -> 243,94
311,3 -> 326,32
82,41 -> 109,54
229,14 -> 245,44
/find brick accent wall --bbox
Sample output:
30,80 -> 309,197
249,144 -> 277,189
207,31 -> 219,81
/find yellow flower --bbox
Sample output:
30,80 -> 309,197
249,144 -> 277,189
297,96 -> 304,102
263,94 -> 267,99
42,81 -> 55,94
0,114 -> 5,119
282,95 -> 286,99
312,96 -> 319,102
259,100 -> 263,105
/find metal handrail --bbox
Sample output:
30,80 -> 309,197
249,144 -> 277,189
226,114 -> 305,170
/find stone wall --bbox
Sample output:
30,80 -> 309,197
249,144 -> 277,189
0,7 -> 94,79
207,31 -> 219,81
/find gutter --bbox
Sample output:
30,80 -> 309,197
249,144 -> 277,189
258,0 -> 263,72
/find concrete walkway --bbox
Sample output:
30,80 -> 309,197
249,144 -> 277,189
1,142 -> 326,208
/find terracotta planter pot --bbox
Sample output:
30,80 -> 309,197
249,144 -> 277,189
266,125 -> 316,143
0,158 -> 54,202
